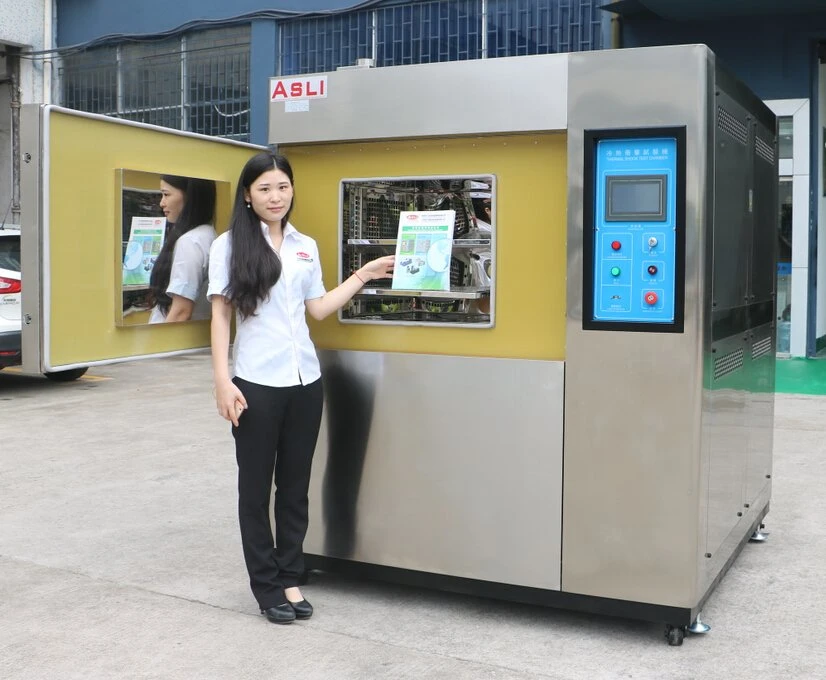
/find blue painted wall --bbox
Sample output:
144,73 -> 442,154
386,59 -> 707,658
624,13 -> 826,100
56,0 -> 389,46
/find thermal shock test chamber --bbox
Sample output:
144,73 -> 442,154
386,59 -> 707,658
267,45 -> 777,645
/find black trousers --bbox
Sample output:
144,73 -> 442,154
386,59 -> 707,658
232,376 -> 323,609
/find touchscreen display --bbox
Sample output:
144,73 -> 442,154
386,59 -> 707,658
606,176 -> 666,221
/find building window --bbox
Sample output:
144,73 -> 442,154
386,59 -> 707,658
776,177 -> 792,354
487,0 -> 602,57
278,0 -> 604,76
778,116 -> 793,159
60,26 -> 251,142
375,1 -> 483,66
279,11 -> 373,76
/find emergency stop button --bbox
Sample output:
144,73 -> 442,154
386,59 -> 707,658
644,291 -> 658,306
611,240 -> 622,251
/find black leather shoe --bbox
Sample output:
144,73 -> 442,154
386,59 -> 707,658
288,598 -> 313,620
260,603 -> 296,624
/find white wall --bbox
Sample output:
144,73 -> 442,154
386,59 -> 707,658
767,98 -> 810,357
0,53 -> 10,224
0,0 -> 49,102
0,0 -> 51,226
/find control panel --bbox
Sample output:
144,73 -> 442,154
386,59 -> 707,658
583,130 -> 684,332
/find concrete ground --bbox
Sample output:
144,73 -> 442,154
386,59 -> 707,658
1,353 -> 824,680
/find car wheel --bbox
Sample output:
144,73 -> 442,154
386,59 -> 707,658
44,367 -> 88,382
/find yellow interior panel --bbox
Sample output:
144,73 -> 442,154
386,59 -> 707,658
285,134 -> 568,361
46,109 -> 257,367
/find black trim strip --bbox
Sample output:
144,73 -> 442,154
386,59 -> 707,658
304,554 -> 693,627
305,501 -> 770,631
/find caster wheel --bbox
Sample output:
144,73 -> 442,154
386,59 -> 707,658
665,625 -> 685,646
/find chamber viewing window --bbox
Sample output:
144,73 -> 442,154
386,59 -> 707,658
339,175 -> 495,327
606,175 -> 667,222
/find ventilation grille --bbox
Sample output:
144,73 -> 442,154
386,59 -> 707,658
714,348 -> 745,380
717,106 -> 748,145
752,336 -> 773,360
755,136 -> 775,165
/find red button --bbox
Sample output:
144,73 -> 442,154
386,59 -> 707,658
611,241 -> 622,251
644,292 -> 658,305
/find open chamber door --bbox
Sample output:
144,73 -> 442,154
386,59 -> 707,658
19,105 -> 264,375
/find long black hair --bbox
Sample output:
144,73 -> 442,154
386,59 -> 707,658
149,175 -> 216,315
225,152 -> 295,319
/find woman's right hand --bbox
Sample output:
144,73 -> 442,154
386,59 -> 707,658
215,379 -> 247,427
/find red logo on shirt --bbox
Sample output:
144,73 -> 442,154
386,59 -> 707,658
296,251 -> 313,262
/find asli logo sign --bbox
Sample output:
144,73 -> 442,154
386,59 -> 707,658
270,76 -> 327,102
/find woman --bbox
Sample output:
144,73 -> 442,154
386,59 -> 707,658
148,175 -> 217,323
208,152 -> 393,625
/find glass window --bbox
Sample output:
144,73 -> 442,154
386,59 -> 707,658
375,1 -> 483,67
59,27 -> 251,141
279,12 -> 372,76
278,0 -> 605,75
776,178 -> 792,353
487,0 -> 602,57
186,29 -> 251,141
60,46 -> 118,115
339,175 -> 495,327
778,116 -> 793,159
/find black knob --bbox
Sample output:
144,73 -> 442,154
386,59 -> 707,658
647,265 -> 658,275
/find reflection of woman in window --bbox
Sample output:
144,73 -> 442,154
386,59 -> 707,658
468,182 -> 492,314
149,175 -> 217,323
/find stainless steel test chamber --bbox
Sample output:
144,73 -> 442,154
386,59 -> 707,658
268,45 -> 777,643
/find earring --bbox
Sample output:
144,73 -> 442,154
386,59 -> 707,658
246,202 -> 251,208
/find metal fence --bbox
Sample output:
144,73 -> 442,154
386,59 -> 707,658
60,27 -> 251,141
59,1 -> 604,139
279,0 -> 604,75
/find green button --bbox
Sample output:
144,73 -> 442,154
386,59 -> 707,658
610,266 -> 621,277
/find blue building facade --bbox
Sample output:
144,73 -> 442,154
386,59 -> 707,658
608,0 -> 826,357
57,1 -> 826,356
56,0 -> 609,147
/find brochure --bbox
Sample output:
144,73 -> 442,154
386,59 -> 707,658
391,210 -> 455,291
122,216 -> 166,287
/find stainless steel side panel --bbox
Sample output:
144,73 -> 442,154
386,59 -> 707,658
746,323 -> 774,506
306,351 -> 564,591
705,333 -> 749,556
564,45 -> 711,607
269,54 -> 567,145
699,71 -> 777,593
